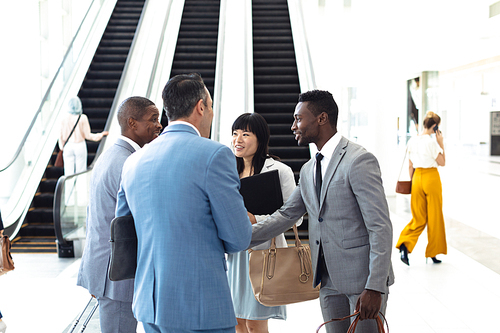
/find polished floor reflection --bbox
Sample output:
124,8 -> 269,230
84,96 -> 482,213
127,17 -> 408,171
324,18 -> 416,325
0,151 -> 498,332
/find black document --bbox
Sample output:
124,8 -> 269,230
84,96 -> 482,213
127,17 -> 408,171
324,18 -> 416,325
239,169 -> 283,215
109,215 -> 137,281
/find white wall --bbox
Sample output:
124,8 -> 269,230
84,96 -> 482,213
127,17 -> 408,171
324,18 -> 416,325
299,0 -> 500,193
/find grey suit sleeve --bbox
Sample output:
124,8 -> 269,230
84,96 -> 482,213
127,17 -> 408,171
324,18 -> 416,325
250,184 -> 307,247
349,152 -> 393,293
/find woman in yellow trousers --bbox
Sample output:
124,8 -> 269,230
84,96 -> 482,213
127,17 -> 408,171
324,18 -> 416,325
396,111 -> 447,265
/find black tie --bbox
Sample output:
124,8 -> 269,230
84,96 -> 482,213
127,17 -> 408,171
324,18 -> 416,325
315,153 -> 323,201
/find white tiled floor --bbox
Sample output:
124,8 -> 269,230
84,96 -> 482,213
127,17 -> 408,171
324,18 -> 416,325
1,152 -> 499,332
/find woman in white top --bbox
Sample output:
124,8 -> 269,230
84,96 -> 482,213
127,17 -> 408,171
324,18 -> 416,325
59,97 -> 108,176
396,111 -> 446,265
227,113 -> 301,333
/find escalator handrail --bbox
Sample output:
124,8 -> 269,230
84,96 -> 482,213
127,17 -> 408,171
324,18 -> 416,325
244,0 -> 254,114
0,0 -> 109,173
53,0 -> 154,246
52,170 -> 88,245
211,0 -> 227,142
287,0 -> 317,91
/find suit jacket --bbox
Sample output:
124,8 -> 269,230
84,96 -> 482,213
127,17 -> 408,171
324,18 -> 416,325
77,138 -> 136,302
115,124 -> 252,330
251,136 -> 394,294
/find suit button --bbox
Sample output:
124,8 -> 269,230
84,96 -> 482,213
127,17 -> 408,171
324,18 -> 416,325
318,217 -> 323,222
316,240 -> 320,245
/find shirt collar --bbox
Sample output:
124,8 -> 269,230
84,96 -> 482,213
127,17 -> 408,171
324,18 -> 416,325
119,135 -> 141,152
168,120 -> 201,137
318,132 -> 342,160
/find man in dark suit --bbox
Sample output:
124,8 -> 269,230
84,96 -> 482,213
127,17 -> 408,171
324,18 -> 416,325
77,96 -> 162,333
250,90 -> 394,332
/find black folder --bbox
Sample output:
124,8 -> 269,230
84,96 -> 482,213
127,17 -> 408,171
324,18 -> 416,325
239,169 -> 283,215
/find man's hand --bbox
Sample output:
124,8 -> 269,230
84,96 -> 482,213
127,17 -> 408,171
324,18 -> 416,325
247,212 -> 257,224
356,289 -> 382,320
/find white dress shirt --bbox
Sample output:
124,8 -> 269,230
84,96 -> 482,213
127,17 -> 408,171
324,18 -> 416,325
119,135 -> 141,152
314,132 -> 342,183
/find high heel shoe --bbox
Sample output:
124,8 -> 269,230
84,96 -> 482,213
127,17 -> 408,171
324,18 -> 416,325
400,243 -> 409,266
427,257 -> 442,264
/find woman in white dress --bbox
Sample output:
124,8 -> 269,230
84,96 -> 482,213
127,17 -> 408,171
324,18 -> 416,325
227,113 -> 301,333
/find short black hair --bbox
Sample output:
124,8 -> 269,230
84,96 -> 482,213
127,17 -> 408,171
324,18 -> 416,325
162,73 -> 207,121
232,113 -> 272,175
298,90 -> 338,128
117,96 -> 156,128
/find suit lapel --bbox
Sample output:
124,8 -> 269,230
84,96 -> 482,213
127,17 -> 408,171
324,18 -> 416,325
319,137 -> 348,210
301,158 -> 319,211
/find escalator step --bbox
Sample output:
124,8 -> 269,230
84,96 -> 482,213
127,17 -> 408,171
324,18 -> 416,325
269,146 -> 310,159
84,108 -> 111,119
254,84 -> 300,94
254,67 -> 299,76
268,134 -> 297,146
79,89 -> 117,98
33,193 -> 54,208
88,118 -> 107,131
39,179 -> 57,193
268,124 -> 301,135
170,69 -> 216,77
174,53 -> 217,61
171,61 -> 216,69
92,54 -> 128,62
82,79 -> 120,88
260,113 -> 295,124
253,29 -> 292,37
95,47 -> 131,55
27,208 -> 54,224
44,166 -> 64,179
254,75 -> 299,85
254,93 -> 298,103
86,71 -> 123,80
20,224 -> 55,237
254,59 -> 297,67
253,51 -> 295,59
253,43 -> 294,51
81,98 -> 114,107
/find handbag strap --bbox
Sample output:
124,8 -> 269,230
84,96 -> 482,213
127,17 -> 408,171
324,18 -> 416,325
63,114 -> 82,148
397,146 -> 409,181
316,311 -> 388,333
269,224 -> 302,250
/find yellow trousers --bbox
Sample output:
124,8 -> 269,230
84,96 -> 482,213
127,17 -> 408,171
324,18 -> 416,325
396,168 -> 447,258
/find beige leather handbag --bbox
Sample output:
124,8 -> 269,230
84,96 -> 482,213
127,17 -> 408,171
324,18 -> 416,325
248,225 -> 320,306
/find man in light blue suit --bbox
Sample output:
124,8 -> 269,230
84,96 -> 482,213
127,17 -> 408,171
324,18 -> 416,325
116,73 -> 253,333
77,97 -> 162,333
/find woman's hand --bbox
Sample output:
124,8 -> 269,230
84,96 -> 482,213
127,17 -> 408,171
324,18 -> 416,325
247,212 -> 257,224
435,130 -> 444,148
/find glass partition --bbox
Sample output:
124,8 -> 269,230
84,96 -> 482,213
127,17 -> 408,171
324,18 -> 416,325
53,171 -> 91,257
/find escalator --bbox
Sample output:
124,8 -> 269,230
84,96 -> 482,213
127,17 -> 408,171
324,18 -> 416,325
11,0 -> 147,253
252,0 -> 310,236
161,0 -> 221,128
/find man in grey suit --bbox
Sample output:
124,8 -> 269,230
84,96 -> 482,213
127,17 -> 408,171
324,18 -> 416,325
250,90 -> 394,332
77,96 -> 162,333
